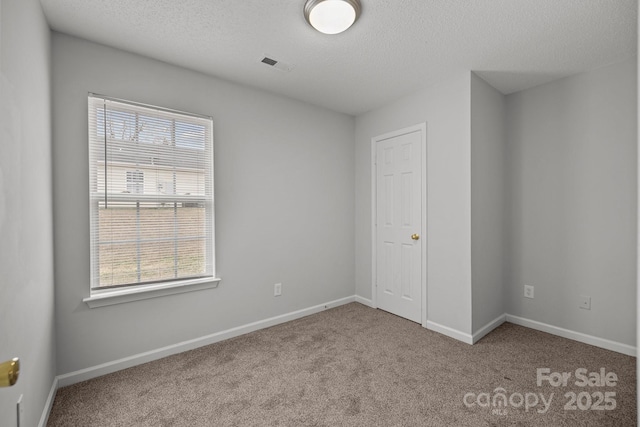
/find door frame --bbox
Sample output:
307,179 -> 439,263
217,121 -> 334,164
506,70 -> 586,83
371,123 -> 427,327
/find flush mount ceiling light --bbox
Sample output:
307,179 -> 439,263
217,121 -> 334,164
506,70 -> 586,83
304,0 -> 361,35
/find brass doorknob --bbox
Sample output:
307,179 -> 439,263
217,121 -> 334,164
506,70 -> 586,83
411,234 -> 420,240
0,358 -> 19,387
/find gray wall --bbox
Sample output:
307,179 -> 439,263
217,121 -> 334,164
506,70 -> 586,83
470,73 -> 506,333
0,0 -> 56,425
52,33 -> 355,375
355,73 -> 473,334
505,58 -> 637,346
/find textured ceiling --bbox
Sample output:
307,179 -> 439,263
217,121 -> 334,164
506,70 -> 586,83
39,0 -> 637,115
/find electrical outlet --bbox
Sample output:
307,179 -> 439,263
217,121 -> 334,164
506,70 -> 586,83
17,394 -> 23,427
579,295 -> 591,310
524,285 -> 534,299
274,283 -> 282,297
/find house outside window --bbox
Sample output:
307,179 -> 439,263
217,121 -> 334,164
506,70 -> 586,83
88,94 -> 215,291
126,171 -> 144,194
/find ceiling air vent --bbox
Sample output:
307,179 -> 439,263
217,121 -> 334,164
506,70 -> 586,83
261,57 -> 278,66
260,56 -> 294,73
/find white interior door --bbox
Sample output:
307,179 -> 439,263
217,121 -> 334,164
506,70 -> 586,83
373,126 -> 425,323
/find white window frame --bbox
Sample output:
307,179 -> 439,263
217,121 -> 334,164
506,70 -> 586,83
84,94 -> 220,308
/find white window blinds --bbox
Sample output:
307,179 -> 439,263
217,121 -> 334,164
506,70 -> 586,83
88,94 -> 215,290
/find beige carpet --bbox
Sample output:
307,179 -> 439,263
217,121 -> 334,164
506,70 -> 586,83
48,303 -> 636,426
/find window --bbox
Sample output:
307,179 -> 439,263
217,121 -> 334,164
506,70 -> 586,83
88,94 -> 215,293
126,171 -> 144,194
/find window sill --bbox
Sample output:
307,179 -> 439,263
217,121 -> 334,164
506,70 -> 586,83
83,277 -> 222,308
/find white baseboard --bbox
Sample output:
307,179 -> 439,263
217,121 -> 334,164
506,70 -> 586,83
355,295 -> 373,307
472,314 -> 506,344
427,313 -> 635,356
38,376 -> 58,427
426,320 -> 473,344
57,295 -> 355,388
505,314 -> 636,357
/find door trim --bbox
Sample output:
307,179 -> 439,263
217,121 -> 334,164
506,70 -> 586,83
371,123 -> 427,327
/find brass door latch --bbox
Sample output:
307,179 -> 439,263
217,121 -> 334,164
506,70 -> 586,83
0,358 -> 19,387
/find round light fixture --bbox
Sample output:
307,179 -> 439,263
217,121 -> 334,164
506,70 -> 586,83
304,0 -> 361,35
